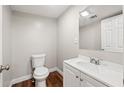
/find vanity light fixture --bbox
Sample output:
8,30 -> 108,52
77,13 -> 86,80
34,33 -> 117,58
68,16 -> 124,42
80,11 -> 90,17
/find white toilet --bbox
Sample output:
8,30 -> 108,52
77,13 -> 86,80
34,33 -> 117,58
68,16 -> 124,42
31,54 -> 49,87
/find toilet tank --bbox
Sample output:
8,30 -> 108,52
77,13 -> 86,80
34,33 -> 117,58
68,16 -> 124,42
31,54 -> 46,68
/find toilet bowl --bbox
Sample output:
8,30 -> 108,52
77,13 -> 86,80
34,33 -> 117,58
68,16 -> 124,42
31,54 -> 49,87
33,67 -> 49,87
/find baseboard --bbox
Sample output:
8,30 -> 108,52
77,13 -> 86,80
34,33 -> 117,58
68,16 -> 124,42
49,67 -> 63,76
56,67 -> 63,76
9,67 -> 63,87
9,81 -> 13,87
9,74 -> 32,87
48,67 -> 57,72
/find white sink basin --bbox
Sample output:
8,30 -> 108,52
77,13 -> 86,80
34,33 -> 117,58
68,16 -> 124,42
76,61 -> 98,73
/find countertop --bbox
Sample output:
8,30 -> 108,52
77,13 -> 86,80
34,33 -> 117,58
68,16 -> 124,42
64,55 -> 123,87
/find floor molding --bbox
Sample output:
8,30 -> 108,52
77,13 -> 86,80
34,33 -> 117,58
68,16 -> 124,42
48,67 -> 57,72
9,81 -> 13,87
9,74 -> 32,87
56,67 -> 63,76
9,67 -> 63,87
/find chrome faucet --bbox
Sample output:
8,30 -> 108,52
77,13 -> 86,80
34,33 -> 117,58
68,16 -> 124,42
90,57 -> 101,65
95,59 -> 100,65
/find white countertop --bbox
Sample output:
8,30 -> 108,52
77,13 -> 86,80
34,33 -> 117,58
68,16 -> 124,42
64,55 -> 123,87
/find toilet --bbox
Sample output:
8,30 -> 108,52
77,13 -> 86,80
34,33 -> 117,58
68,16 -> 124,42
31,54 -> 49,87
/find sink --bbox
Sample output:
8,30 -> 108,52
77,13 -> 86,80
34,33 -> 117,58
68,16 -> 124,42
76,61 -> 121,74
76,61 -> 99,73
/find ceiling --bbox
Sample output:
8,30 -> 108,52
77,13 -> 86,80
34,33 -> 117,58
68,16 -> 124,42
79,5 -> 122,27
11,5 -> 69,18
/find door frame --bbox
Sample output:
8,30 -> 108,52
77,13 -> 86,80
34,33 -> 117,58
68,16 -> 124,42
0,5 -> 3,87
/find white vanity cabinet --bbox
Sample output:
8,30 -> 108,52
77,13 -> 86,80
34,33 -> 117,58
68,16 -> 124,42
64,63 -> 80,87
64,63 -> 107,87
80,72 -> 107,87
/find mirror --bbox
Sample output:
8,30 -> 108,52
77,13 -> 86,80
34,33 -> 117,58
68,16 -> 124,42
79,5 -> 123,52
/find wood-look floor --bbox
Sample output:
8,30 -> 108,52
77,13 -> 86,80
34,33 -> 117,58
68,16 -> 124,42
12,71 -> 63,87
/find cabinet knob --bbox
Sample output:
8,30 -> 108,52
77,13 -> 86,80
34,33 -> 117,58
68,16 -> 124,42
80,78 -> 83,81
76,76 -> 79,78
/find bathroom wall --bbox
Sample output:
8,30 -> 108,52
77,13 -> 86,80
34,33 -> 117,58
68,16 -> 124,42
57,6 -> 87,70
11,11 -> 57,79
57,5 -> 124,71
79,21 -> 101,50
2,6 -> 12,87
0,5 -> 2,87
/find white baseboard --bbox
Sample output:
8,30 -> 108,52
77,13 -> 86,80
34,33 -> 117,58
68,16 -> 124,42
49,67 -> 63,76
9,74 -> 32,87
56,68 -> 63,76
9,67 -> 63,87
48,67 -> 57,72
9,81 -> 13,87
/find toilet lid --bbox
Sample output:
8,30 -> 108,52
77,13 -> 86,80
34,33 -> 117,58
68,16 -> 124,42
34,67 -> 48,76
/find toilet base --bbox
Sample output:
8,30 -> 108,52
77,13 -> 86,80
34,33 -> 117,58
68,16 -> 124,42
35,80 -> 46,87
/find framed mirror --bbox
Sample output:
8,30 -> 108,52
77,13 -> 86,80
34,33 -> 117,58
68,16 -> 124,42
79,5 -> 123,52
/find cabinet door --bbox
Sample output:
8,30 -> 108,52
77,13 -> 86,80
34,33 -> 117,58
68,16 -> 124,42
81,72 -> 107,87
81,79 -> 95,87
64,64 -> 80,87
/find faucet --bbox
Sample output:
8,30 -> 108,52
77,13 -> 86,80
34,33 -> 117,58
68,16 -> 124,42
90,57 -> 101,65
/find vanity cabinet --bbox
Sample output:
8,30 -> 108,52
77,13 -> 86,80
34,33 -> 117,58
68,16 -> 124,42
80,79 -> 95,87
101,14 -> 123,52
64,63 -> 107,87
80,72 -> 107,87
64,63 -> 80,87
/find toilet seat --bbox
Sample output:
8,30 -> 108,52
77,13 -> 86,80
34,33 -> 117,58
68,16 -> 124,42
33,67 -> 49,81
34,67 -> 49,77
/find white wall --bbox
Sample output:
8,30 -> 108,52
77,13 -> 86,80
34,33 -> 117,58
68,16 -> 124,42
2,6 -> 12,87
57,6 -> 87,70
79,21 -> 101,50
11,11 -> 57,79
57,5 -> 124,71
0,5 -> 3,87
0,5 -> 2,65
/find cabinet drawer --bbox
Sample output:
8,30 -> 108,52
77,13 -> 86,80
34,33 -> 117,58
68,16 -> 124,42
81,72 -> 108,87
